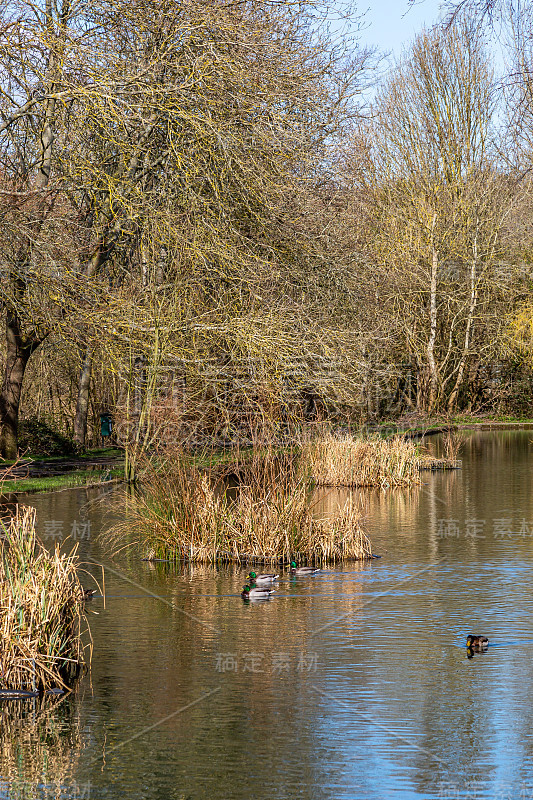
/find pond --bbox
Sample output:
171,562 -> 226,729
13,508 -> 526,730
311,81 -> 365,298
2,429 -> 533,800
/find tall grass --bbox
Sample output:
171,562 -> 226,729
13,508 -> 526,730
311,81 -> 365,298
303,433 -> 423,487
0,506 -> 90,692
108,445 -> 372,563
443,428 -> 462,460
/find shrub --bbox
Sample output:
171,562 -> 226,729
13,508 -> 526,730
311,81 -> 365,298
18,417 -> 77,457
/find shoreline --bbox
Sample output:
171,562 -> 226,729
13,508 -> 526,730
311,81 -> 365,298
2,419 -> 533,495
377,417 -> 533,437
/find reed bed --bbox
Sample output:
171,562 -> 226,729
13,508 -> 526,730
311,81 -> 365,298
303,433 -> 423,487
109,448 -> 372,563
417,427 -> 463,469
0,506 -> 90,693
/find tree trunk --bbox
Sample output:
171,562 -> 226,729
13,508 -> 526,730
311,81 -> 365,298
0,311 -> 44,459
447,240 -> 478,412
426,245 -> 439,414
73,346 -> 92,448
71,241 -> 114,449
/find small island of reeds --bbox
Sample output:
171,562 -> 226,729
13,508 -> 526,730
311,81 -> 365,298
304,433 -> 422,488
110,444 -> 372,564
110,430 -> 460,564
304,432 -> 460,487
0,507 -> 90,694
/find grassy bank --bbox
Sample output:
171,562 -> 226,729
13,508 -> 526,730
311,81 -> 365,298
0,447 -> 123,494
375,413 -> 533,437
0,507 -> 90,692
0,447 -> 123,468
10,466 -> 123,494
2,427 -> 462,496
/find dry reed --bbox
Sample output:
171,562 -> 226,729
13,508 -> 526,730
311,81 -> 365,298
108,446 -> 372,563
0,506 -> 90,692
303,433 -> 423,487
443,428 -> 462,460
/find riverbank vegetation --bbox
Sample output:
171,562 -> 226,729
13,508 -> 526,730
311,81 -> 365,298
110,445 -> 372,564
3,1 -> 533,480
304,434 -> 423,488
0,507 -> 90,693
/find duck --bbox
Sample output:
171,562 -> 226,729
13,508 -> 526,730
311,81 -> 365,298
248,570 -> 279,585
466,634 -> 489,650
289,561 -> 320,575
241,584 -> 275,600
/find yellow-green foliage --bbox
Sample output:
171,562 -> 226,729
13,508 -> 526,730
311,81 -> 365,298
304,433 -> 423,487
0,507 -> 89,692
509,303 -> 533,360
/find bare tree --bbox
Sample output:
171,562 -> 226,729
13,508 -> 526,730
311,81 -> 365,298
357,19 -> 516,413
0,0 -> 371,456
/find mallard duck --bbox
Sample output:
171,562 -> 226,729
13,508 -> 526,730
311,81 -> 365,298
241,584 -> 275,600
248,570 -> 279,585
289,561 -> 320,575
466,634 -> 489,650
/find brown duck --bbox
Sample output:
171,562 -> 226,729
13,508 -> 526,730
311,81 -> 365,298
466,634 -> 489,650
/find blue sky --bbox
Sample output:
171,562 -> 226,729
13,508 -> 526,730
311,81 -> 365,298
350,0 -> 506,83
356,0 -> 446,56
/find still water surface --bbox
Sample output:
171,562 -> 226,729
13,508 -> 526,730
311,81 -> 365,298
2,430 -> 533,800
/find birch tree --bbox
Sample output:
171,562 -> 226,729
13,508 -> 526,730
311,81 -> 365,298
360,19 -> 512,412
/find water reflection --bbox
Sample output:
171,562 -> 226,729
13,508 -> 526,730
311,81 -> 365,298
0,693 -> 86,800
2,431 -> 533,798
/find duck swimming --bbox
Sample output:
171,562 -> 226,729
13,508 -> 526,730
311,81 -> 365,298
248,570 -> 279,585
466,634 -> 489,650
241,584 -> 275,600
289,561 -> 320,575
